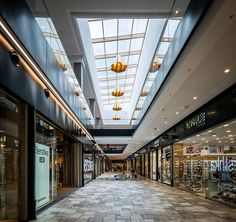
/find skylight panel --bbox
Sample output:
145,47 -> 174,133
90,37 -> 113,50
101,89 -> 108,94
126,67 -> 137,75
125,85 -> 133,91
93,42 -> 105,55
97,71 -> 107,78
118,19 -> 133,36
107,80 -> 117,86
103,19 -> 117,38
126,78 -> 135,84
133,19 -> 148,34
99,81 -> 107,87
105,41 -> 117,55
95,59 -> 106,69
36,18 -> 52,33
158,41 -> 171,55
128,55 -> 140,64
106,71 -> 116,78
130,38 -> 143,51
121,56 -> 128,64
45,37 -> 61,51
163,19 -> 180,38
106,57 -> 116,66
118,39 -> 130,54
88,20 -> 103,39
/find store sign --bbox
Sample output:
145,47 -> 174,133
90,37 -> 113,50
35,143 -> 50,208
84,158 -> 94,172
185,112 -> 206,129
211,156 -> 235,172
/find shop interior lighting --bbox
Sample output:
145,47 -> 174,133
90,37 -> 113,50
193,96 -> 197,100
0,18 -> 105,154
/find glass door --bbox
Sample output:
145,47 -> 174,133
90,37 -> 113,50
0,90 -> 20,220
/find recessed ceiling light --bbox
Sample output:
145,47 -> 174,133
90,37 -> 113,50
196,135 -> 200,137
212,134 -> 216,137
176,111 -> 179,115
164,121 -> 168,124
216,138 -> 220,140
226,130 -> 231,133
224,68 -> 230,73
218,141 -> 222,143
229,135 -> 232,137
208,130 -> 212,133
187,138 -> 191,140
205,141 -> 209,143
157,128 -> 160,131
224,124 -> 229,127
193,141 -> 196,143
201,138 -> 205,140
175,10 -> 179,14
231,141 -> 234,143
230,138 -> 234,140
41,25 -> 45,29
193,96 -> 197,100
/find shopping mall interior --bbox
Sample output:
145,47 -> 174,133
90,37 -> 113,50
0,0 -> 236,221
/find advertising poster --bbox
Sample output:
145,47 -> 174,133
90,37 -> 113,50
35,143 -> 50,208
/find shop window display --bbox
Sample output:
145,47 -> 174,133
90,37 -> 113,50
83,148 -> 94,184
161,146 -> 172,185
174,119 -> 236,207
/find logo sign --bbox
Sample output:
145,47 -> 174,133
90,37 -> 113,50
185,112 -> 206,129
211,156 -> 235,172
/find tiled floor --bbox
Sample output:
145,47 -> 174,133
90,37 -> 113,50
32,173 -> 236,222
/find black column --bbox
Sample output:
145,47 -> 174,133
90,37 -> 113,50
81,144 -> 84,187
27,106 -> 36,220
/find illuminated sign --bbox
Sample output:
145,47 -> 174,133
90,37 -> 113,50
84,158 -> 94,172
185,112 -> 206,129
211,156 -> 235,172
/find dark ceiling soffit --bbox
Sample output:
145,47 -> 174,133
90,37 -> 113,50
89,129 -> 135,137
134,0 -> 213,131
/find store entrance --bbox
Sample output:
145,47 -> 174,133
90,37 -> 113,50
55,134 -> 75,199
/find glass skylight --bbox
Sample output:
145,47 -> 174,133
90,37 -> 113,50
88,19 -> 148,106
132,17 -> 183,123
35,17 -> 93,123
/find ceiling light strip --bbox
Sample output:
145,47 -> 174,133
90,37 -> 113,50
0,19 -> 95,142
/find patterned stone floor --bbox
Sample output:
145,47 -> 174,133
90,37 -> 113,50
32,173 -> 236,222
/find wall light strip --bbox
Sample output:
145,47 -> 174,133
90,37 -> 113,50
0,18 -> 98,144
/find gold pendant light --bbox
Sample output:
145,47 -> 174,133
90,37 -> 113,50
150,58 -> 160,73
111,55 -> 127,73
112,102 -> 122,111
113,114 -> 121,120
111,61 -> 127,73
112,85 -> 124,97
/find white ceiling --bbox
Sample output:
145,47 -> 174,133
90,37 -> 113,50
43,0 -> 236,159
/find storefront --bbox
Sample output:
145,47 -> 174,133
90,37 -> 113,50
174,119 -> 236,206
0,90 -> 23,220
35,116 -> 77,209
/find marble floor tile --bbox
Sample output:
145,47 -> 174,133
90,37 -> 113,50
30,173 -> 236,222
